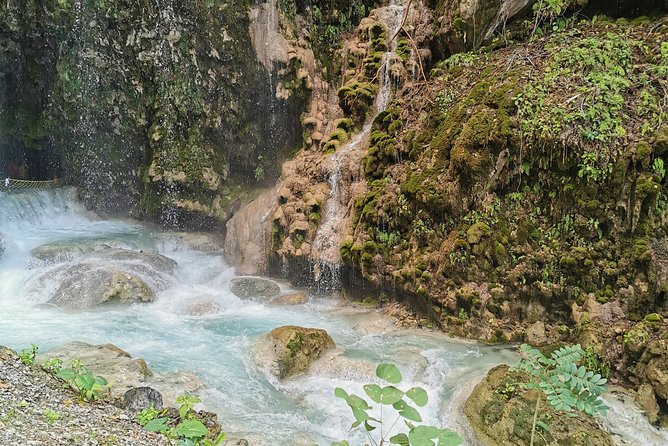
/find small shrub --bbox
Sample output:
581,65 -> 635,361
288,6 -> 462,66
18,344 -> 39,366
56,360 -> 110,402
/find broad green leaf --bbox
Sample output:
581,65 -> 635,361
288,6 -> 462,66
389,433 -> 410,445
56,369 -> 76,381
406,387 -> 428,407
376,363 -> 402,384
409,425 -> 440,446
398,403 -> 422,422
363,384 -> 382,403
437,428 -> 463,446
347,394 -> 371,410
95,376 -> 108,386
144,417 -> 169,432
334,387 -> 349,399
175,419 -> 208,439
380,386 -> 404,405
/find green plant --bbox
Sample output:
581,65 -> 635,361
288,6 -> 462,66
56,360 -> 110,402
19,344 -> 39,366
334,363 -> 462,446
43,408 -> 60,425
143,394 -> 227,446
516,344 -> 608,446
653,158 -> 666,180
136,403 -> 165,427
41,357 -> 63,374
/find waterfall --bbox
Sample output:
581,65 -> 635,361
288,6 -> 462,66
311,1 -> 407,290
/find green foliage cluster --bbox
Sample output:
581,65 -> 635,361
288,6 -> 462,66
334,363 -> 462,446
517,344 -> 608,415
516,344 -> 609,446
18,344 -> 39,366
142,394 -> 226,446
56,359 -> 110,402
516,27 -> 666,182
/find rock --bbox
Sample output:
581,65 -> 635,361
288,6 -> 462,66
636,340 -> 668,401
253,326 -> 336,379
160,232 -> 224,252
224,186 -> 277,275
230,276 -> 281,300
40,342 -> 204,405
45,264 -> 155,309
635,384 -> 660,424
271,292 -> 309,305
185,301 -> 222,316
31,243 -> 84,263
464,365 -> 614,446
28,247 -> 176,309
123,387 -> 163,412
524,321 -> 548,346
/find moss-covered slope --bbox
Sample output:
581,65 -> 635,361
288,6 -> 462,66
344,17 -> 668,345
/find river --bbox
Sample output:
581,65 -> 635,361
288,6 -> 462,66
0,188 -> 666,445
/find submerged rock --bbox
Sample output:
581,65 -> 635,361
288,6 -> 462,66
40,342 -> 204,406
230,277 -> 281,300
464,365 -> 614,446
271,292 -> 309,305
160,232 -> 224,252
253,326 -> 336,380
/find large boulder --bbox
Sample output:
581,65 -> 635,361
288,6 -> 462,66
253,326 -> 336,379
464,365 -> 614,446
45,264 -> 155,309
230,277 -> 281,300
40,342 -> 204,406
27,248 -> 176,309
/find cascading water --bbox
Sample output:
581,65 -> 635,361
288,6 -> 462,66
311,1 -> 407,291
0,188 -> 522,445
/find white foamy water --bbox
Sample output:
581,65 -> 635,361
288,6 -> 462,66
1,188 -> 664,446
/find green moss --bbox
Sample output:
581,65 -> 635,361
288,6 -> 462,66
467,222 -> 491,244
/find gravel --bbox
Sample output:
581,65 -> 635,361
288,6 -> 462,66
0,346 -> 171,446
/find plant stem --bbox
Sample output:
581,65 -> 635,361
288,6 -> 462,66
530,397 -> 539,446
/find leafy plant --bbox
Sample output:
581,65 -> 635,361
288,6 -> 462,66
143,394 -> 227,446
18,344 -> 39,366
55,360 -> 110,402
334,363 -> 462,446
516,344 -> 608,446
653,158 -> 666,180
136,403 -> 165,427
40,357 -> 63,374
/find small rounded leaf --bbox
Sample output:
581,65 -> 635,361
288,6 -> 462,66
376,363 -> 402,384
406,387 -> 428,407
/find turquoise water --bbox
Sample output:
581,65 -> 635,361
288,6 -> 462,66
4,189 -> 664,445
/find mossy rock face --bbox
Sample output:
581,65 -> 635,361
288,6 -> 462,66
635,340 -> 668,401
464,365 -> 614,446
0,0 -> 303,224
261,326 -> 336,380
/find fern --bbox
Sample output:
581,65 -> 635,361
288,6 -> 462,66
515,343 -> 609,446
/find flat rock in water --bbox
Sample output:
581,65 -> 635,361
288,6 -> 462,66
253,326 -> 335,380
160,232 -> 224,252
29,247 -> 176,310
271,292 -> 309,305
231,276 -> 281,300
40,342 -> 204,406
46,263 -> 155,309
